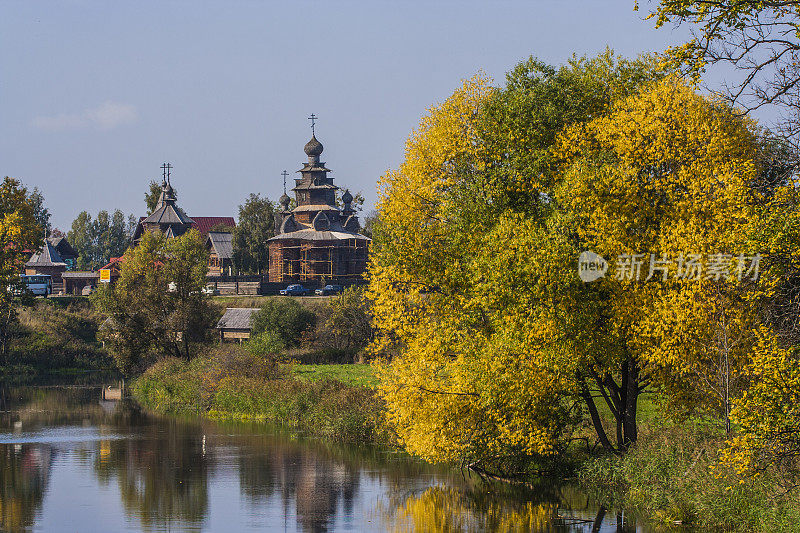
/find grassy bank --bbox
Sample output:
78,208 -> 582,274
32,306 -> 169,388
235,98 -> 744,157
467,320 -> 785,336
132,347 -> 388,443
0,297 -> 115,377
578,416 -> 800,532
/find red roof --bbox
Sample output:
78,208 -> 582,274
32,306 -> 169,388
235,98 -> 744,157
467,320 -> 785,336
191,217 -> 236,235
98,256 -> 124,272
136,216 -> 236,237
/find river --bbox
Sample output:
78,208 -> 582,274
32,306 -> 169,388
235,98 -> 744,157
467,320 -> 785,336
0,382 -> 659,532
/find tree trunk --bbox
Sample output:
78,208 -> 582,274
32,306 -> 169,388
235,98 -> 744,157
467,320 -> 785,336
620,357 -> 639,449
581,388 -> 616,453
584,355 -> 641,453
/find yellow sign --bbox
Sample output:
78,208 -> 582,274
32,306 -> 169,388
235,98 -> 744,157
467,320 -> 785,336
99,269 -> 111,283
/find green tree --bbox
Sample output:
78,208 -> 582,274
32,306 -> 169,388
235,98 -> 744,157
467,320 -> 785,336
28,187 -> 50,234
317,287 -> 373,353
232,193 -> 275,274
68,209 -> 135,269
250,298 -> 315,348
93,230 -> 215,374
0,177 -> 42,359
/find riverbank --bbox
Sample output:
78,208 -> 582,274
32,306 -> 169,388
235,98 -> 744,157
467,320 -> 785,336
132,346 -> 389,444
0,297 -> 115,378
578,417 -> 800,532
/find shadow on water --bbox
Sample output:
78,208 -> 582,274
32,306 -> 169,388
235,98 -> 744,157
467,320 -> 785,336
0,382 -> 665,532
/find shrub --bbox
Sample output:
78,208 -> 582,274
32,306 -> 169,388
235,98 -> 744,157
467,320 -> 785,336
315,287 -> 373,355
251,299 -> 315,347
247,331 -> 285,359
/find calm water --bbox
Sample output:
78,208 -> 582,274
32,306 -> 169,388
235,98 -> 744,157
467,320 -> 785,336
0,383 -> 657,532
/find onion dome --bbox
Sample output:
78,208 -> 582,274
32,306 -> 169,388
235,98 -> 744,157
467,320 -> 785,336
280,213 -> 297,233
312,211 -> 330,231
279,193 -> 291,209
304,135 -> 324,157
341,189 -> 353,204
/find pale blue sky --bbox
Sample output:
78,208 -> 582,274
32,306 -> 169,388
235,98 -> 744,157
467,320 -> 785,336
2,1 -> 696,230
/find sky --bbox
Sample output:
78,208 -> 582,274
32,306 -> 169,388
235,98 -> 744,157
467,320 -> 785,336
1,1 -> 699,231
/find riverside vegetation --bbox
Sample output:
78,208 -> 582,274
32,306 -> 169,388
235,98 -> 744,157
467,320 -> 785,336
132,292 -> 386,443
0,297 -> 114,378
365,49 -> 800,531
89,233 -> 383,443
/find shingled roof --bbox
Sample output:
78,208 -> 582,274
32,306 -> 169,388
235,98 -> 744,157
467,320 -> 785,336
26,241 -> 67,267
47,236 -> 78,261
216,308 -> 260,330
206,232 -> 233,259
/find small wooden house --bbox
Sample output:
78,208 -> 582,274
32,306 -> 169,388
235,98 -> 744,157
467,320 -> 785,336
206,232 -> 234,276
62,271 -> 99,295
25,241 -> 67,287
216,308 -> 260,341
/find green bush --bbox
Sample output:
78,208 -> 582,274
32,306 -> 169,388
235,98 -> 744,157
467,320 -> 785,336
247,331 -> 286,359
315,287 -> 373,355
251,298 -> 316,347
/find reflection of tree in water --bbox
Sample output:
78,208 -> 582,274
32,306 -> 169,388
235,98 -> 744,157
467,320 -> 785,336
0,444 -> 53,532
235,431 -> 360,533
382,483 -> 638,533
93,412 -> 209,530
0,385 -> 108,431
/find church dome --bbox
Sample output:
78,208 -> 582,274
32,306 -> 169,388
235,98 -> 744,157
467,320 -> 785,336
341,189 -> 353,204
279,193 -> 291,207
304,135 -> 324,157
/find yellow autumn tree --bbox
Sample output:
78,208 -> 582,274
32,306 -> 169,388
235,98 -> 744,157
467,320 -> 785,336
0,177 -> 44,360
555,76 -> 765,435
369,53 -> 668,472
370,49 -> 782,475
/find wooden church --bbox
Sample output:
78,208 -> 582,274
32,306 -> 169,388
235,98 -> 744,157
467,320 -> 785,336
268,133 -> 370,283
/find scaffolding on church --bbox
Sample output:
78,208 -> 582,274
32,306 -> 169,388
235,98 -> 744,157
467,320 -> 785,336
271,238 -> 369,282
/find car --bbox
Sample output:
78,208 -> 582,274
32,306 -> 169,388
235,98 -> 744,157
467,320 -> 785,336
315,284 -> 343,296
201,284 -> 219,296
279,284 -> 307,296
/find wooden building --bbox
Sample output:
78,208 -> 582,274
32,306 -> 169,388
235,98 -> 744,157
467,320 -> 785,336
62,271 -> 99,295
131,171 -> 236,247
24,241 -> 67,287
268,134 -> 370,283
47,237 -> 78,270
206,232 -> 233,276
216,308 -> 260,341
132,177 -> 194,243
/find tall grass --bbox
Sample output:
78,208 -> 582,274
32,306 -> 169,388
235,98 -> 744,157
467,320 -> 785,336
578,422 -> 800,531
3,299 -> 113,373
133,345 -> 389,443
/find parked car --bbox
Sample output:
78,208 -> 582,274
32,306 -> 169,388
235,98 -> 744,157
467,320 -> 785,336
280,284 -> 307,296
315,284 -> 343,296
201,284 -> 219,296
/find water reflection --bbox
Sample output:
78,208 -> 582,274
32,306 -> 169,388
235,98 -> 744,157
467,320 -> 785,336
0,443 -> 51,531
0,384 -> 655,532
93,416 -> 209,529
